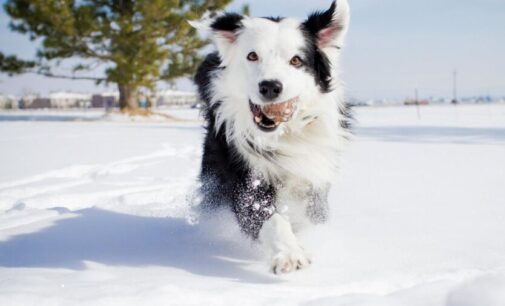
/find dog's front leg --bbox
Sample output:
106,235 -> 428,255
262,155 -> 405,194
259,213 -> 311,274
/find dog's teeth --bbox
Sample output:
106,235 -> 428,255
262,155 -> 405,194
251,96 -> 299,130
259,121 -> 275,128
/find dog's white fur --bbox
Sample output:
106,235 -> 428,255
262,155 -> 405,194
193,1 -> 350,273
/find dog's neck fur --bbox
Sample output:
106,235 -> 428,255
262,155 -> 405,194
210,72 -> 347,190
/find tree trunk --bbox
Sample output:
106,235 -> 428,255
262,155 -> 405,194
118,83 -> 139,113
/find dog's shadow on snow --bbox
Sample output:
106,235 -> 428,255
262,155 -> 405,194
0,208 -> 279,284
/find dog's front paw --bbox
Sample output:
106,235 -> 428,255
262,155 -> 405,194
271,249 -> 312,274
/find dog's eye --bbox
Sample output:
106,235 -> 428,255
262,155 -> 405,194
290,56 -> 303,67
247,52 -> 259,62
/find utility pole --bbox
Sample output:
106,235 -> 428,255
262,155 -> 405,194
452,69 -> 458,104
415,87 -> 421,120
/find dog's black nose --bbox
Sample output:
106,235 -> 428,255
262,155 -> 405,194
259,80 -> 283,100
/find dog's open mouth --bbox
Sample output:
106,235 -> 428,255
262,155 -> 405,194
249,97 -> 298,132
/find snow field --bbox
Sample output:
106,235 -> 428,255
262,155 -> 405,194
0,104 -> 504,305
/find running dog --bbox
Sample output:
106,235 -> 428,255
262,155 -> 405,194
192,0 -> 351,274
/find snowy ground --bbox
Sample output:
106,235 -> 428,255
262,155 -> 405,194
1,104 -> 505,306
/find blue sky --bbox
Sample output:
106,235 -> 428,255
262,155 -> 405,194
1,0 -> 504,99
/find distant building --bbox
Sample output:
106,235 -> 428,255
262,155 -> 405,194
156,90 -> 199,108
347,97 -> 372,107
92,90 -> 198,109
91,92 -> 119,108
0,94 -> 17,109
7,90 -> 200,110
49,92 -> 91,108
404,98 -> 429,106
19,94 -> 38,109
16,92 -> 91,109
363,98 -> 402,106
26,98 -> 51,109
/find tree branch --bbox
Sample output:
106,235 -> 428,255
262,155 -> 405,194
31,70 -> 106,81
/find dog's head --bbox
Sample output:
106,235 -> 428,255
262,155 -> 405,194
192,1 -> 350,136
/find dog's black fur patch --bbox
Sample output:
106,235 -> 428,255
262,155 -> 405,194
300,36 -> 333,93
301,1 -> 341,93
195,53 -> 277,239
210,13 -> 243,32
303,1 -> 338,37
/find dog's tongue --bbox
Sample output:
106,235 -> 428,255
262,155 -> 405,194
261,98 -> 297,123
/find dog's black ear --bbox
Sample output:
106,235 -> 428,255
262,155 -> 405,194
190,12 -> 244,55
303,0 -> 350,49
210,13 -> 244,43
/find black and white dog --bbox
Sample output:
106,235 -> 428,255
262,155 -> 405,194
192,0 -> 351,274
